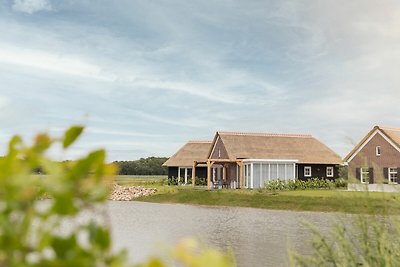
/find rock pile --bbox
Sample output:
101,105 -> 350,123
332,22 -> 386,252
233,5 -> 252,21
109,184 -> 157,201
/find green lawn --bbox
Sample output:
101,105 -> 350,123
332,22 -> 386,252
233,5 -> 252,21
135,188 -> 400,214
114,175 -> 167,186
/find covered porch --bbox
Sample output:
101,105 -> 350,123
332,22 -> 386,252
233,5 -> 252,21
192,159 -> 244,189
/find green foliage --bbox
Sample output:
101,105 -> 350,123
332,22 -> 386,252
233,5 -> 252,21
0,127 -> 234,267
167,177 -> 207,186
289,214 -> 400,266
63,125 -> 84,148
114,157 -> 168,175
264,178 -> 347,191
0,126 -> 125,266
338,165 -> 348,180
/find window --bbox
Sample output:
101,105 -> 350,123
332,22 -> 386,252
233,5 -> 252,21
304,166 -> 312,177
376,146 -> 381,156
218,149 -> 221,158
326,167 -> 334,177
388,168 -> 398,184
360,168 -> 369,184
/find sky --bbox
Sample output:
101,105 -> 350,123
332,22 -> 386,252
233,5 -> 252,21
1,0 -> 400,161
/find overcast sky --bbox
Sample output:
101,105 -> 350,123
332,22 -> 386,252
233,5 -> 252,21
1,0 -> 400,161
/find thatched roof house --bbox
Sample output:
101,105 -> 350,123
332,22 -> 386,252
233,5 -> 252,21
164,131 -> 342,189
209,132 -> 342,164
163,140 -> 211,184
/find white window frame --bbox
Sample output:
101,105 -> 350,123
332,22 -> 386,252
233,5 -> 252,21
304,166 -> 312,177
178,167 -> 192,185
360,168 -> 369,184
388,167 -> 398,184
376,146 -> 381,156
326,167 -> 334,178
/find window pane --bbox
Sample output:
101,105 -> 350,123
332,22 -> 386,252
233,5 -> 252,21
270,164 -> 278,180
278,164 -> 285,179
262,164 -> 269,184
286,164 -> 294,179
253,164 -> 261,188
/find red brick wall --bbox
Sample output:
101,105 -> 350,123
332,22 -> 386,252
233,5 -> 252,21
348,131 -> 400,182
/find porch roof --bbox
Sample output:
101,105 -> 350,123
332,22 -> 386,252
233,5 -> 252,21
162,140 -> 212,167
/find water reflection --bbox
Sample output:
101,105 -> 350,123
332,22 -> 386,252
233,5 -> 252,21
106,201 -> 336,267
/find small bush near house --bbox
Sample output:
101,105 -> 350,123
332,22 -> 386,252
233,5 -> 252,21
195,177 -> 207,186
168,176 -> 179,185
168,176 -> 208,186
264,178 -> 347,191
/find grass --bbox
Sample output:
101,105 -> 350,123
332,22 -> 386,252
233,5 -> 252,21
134,188 -> 400,214
114,175 -> 167,186
113,176 -> 400,214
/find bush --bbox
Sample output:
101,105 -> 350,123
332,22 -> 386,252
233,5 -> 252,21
168,176 -> 179,185
264,178 -> 347,191
289,205 -> 400,266
0,126 -> 234,267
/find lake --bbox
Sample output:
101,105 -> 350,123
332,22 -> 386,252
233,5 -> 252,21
101,201 -> 339,267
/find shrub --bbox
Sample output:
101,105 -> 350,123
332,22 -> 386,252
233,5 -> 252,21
0,126 -> 234,267
289,207 -> 400,266
264,178 -> 346,191
168,176 -> 179,185
195,177 -> 207,186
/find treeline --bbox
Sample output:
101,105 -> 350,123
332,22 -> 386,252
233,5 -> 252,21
113,157 -> 168,175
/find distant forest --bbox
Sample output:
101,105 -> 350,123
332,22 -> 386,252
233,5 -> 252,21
114,157 -> 168,175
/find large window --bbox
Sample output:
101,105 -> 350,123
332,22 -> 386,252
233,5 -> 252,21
326,167 -> 334,177
304,166 -> 312,177
241,161 -> 297,189
388,168 -> 398,184
360,168 -> 369,184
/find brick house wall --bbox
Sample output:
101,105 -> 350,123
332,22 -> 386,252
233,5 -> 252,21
348,131 -> 400,183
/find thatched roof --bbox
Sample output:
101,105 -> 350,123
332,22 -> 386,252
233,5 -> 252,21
209,131 -> 342,164
344,126 -> 400,162
162,140 -> 212,167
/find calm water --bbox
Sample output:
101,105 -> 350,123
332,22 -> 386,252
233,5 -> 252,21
101,201 -> 339,267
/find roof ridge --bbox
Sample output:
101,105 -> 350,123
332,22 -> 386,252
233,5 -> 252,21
217,131 -> 312,138
378,125 -> 400,132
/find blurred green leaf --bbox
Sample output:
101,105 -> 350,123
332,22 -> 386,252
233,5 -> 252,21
63,125 -> 84,148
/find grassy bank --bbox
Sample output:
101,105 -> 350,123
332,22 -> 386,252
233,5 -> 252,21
135,188 -> 400,214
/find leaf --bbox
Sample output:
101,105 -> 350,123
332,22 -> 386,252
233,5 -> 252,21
63,125 -> 84,148
89,222 -> 111,250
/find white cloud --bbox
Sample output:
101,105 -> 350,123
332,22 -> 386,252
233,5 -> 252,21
0,43 -> 114,81
12,0 -> 52,14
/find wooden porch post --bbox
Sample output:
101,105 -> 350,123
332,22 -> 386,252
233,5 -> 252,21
207,160 -> 214,189
237,160 -> 244,189
223,165 -> 227,182
207,160 -> 211,189
192,161 -> 197,187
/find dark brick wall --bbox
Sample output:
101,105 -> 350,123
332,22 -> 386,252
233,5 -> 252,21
297,164 -> 339,180
168,167 -> 178,179
167,166 -> 207,179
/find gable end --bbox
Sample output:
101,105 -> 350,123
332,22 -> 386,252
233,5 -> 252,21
346,129 -> 400,163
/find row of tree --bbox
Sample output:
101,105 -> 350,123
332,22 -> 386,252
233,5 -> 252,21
113,157 -> 168,175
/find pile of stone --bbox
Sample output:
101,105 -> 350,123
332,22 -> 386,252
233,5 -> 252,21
109,184 -> 157,201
